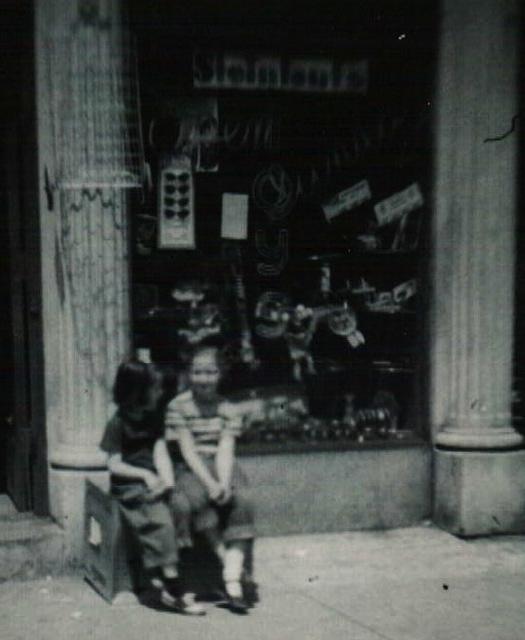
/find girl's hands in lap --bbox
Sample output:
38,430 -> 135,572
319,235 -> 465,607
143,472 -> 170,500
213,484 -> 233,506
208,481 -> 226,504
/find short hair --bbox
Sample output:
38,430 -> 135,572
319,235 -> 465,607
189,342 -> 227,371
112,360 -> 159,410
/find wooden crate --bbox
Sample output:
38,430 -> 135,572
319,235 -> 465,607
83,480 -> 142,602
83,480 -> 254,603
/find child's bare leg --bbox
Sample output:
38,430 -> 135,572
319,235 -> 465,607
218,486 -> 256,610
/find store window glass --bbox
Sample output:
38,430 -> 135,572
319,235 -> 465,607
129,0 -> 438,451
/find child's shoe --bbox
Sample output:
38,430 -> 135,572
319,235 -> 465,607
224,580 -> 249,614
161,578 -> 206,616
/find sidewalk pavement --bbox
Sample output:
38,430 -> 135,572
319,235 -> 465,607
1,524 -> 525,640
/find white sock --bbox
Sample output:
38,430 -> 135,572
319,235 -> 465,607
223,545 -> 244,594
224,580 -> 242,598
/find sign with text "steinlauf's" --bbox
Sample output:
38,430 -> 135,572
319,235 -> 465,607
193,51 -> 368,94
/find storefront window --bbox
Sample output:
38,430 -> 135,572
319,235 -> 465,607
130,0 -> 437,451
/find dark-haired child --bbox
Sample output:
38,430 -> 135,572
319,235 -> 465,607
100,360 -> 205,615
166,345 -> 256,614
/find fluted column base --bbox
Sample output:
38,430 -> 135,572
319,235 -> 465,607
436,427 -> 522,450
49,467 -> 109,563
434,449 -> 525,536
49,443 -> 108,469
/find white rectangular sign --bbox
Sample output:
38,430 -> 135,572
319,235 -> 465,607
374,183 -> 423,227
158,158 -> 196,249
322,180 -> 372,221
221,193 -> 249,240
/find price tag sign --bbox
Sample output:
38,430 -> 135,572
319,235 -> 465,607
322,180 -> 372,221
374,183 -> 423,227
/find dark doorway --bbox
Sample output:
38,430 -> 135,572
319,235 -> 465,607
0,177 -> 13,495
0,0 -> 48,514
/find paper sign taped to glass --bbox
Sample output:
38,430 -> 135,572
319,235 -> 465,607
322,180 -> 372,221
221,193 -> 249,240
374,183 -> 423,227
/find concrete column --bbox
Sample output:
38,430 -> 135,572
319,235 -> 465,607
36,0 -> 130,559
431,0 -> 525,535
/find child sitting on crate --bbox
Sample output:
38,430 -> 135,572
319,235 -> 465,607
166,343 -> 256,614
99,360 -> 205,615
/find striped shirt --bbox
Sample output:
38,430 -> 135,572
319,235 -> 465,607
165,390 -> 242,456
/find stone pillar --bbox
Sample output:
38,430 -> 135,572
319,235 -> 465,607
36,0 -> 131,559
431,0 -> 525,535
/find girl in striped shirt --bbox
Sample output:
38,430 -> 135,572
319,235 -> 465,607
166,344 -> 256,613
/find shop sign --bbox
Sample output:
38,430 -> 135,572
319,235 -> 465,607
193,51 -> 368,93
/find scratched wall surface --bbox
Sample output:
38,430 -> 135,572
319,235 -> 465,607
50,189 -> 130,459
